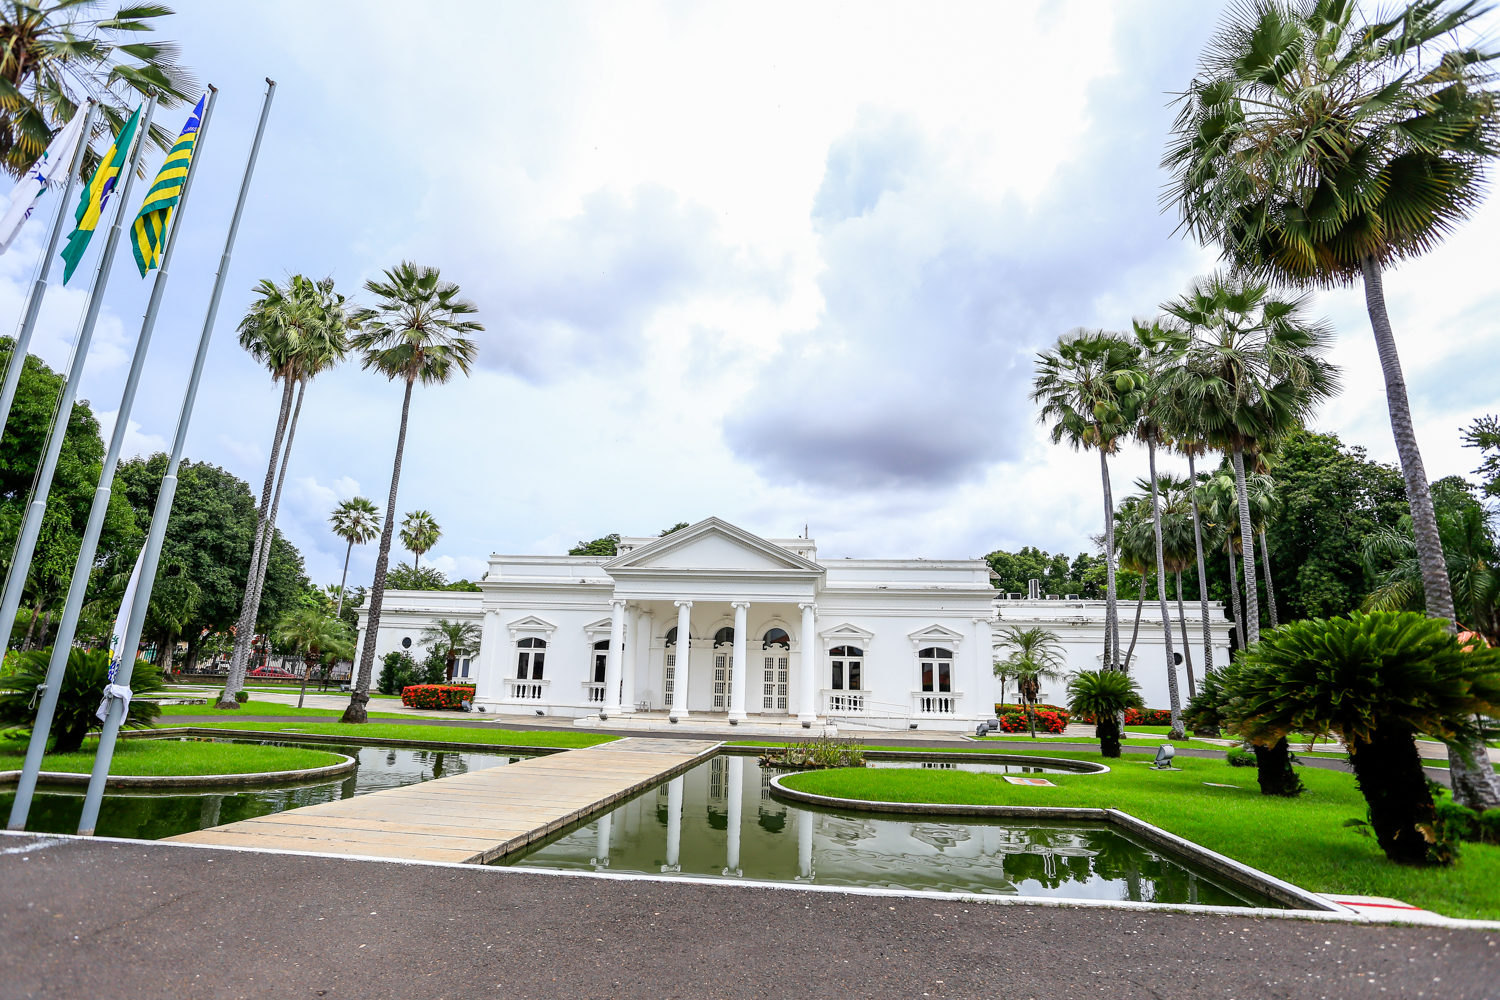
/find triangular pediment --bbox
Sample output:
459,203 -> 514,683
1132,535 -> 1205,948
604,518 -> 822,573
908,623 -> 965,648
505,615 -> 556,639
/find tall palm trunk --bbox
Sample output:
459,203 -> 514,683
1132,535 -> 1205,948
1147,442 -> 1183,738
1100,450 -> 1120,671
219,377 -> 296,709
1361,257 -> 1500,812
344,377 -> 415,724
1258,528 -> 1278,628
1187,453 -> 1214,676
297,648 -> 316,709
1230,447 -> 1260,645
1175,571 -> 1195,699
334,538 -> 353,620
1125,573 -> 1145,670
1226,543 -> 1245,651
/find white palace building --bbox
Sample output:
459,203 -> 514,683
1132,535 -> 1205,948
357,518 -> 1234,732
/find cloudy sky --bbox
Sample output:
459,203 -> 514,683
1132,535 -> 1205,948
4,0 -> 1499,589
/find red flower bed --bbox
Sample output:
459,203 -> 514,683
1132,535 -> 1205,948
401,684 -> 477,710
1076,707 -> 1174,726
996,708 -> 1069,734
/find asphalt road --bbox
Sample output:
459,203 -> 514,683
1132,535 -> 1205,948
2,834 -> 1495,1000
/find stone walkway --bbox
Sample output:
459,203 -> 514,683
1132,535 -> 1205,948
164,738 -> 720,864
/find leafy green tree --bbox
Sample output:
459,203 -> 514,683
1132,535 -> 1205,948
384,563 -> 448,591
398,510 -> 440,570
344,262 -> 481,724
569,534 -> 620,556
994,626 -> 1065,738
328,497 -> 380,620
985,547 -> 1105,598
1066,669 -> 1144,758
0,1 -> 194,179
1166,0 -> 1497,647
376,649 -> 420,696
659,522 -> 689,536
1032,331 -> 1146,672
1228,612 -> 1500,863
1461,416 -> 1500,499
0,648 -> 161,753
274,601 -> 354,708
421,618 -> 481,683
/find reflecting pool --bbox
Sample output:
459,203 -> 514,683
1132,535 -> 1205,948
502,755 -> 1282,908
0,741 -> 529,841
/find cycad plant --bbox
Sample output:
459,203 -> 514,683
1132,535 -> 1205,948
328,496 -> 381,620
1032,331 -> 1145,673
274,601 -> 354,709
1165,0 -> 1498,640
399,510 -> 441,570
421,618 -> 482,683
1228,612 -> 1500,864
0,648 -> 161,752
1066,669 -> 1144,758
994,626 -> 1065,739
342,263 -> 481,724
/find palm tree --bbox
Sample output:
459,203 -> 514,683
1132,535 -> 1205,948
1163,273 -> 1338,646
1066,669 -> 1144,759
1113,495 -> 1155,671
328,496 -> 380,620
1154,474 -> 1203,699
342,262 -> 481,724
994,626 -> 1065,739
219,276 -> 355,709
399,510 -> 441,570
274,602 -> 355,709
1165,0 -> 1495,631
0,1 -> 195,179
1173,433 -> 1218,681
1200,466 -> 1276,649
1031,331 -> 1145,673
421,618 -> 481,683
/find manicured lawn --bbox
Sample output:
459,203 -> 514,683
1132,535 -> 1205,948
158,700 -> 412,719
781,749 -> 1500,921
0,737 -> 343,776
157,721 -> 616,749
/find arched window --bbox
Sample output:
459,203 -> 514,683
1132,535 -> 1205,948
516,637 -> 546,680
918,646 -> 952,693
592,639 -> 610,683
665,626 -> 678,646
713,627 -> 735,647
762,627 -> 790,649
829,645 -> 863,691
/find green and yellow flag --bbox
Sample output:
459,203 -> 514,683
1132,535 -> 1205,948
60,105 -> 142,285
132,95 -> 205,276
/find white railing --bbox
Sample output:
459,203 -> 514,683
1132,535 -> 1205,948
827,692 -> 865,713
585,682 -> 606,703
915,694 -> 956,714
509,681 -> 546,700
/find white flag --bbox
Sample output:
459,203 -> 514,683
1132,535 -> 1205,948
0,106 -> 89,255
108,546 -> 146,682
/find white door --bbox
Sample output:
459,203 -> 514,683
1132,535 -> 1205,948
761,654 -> 788,713
712,653 -> 733,710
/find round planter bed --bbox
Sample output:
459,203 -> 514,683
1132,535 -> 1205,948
0,753 -> 357,789
770,774 -> 1113,819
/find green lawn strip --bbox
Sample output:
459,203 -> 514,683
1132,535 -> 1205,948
157,700 -> 412,719
151,721 -> 617,749
780,750 -> 1500,921
0,738 -> 342,777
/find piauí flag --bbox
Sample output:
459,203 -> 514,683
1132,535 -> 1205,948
132,95 -> 205,276
0,105 -> 89,255
59,104 -> 142,285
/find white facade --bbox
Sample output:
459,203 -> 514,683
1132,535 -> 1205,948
357,517 -> 1234,729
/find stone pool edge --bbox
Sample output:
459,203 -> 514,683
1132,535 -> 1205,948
767,774 -> 1334,914
0,753 -> 357,789
128,726 -> 582,756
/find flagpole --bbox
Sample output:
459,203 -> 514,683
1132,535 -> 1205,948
6,89 -> 215,832
0,97 -> 157,667
0,101 -> 98,439
76,79 -> 275,837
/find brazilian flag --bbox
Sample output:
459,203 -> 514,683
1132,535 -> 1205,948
132,94 -> 206,276
60,104 -> 142,285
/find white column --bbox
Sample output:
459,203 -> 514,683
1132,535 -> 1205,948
602,598 -> 626,717
663,774 -> 683,872
974,616 -> 996,722
798,602 -> 818,727
797,807 -> 813,879
671,601 -> 692,721
474,608 -> 504,704
724,754 -> 743,876
728,601 -> 749,723
621,605 -> 641,713
593,813 -> 611,868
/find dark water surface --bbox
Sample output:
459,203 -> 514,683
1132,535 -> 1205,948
1,741 -> 528,840
502,755 -> 1283,908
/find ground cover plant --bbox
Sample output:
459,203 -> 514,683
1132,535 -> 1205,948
0,737 -> 341,776
781,747 -> 1500,921
158,721 -> 614,749
157,700 -> 412,719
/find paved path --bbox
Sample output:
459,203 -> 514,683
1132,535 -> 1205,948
164,738 -> 719,864
2,834 -> 1495,1000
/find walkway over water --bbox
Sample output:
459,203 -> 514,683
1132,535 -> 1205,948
165,738 -> 719,864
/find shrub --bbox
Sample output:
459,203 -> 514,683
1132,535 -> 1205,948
419,648 -> 448,686
1225,747 -> 1256,767
758,737 -> 866,769
234,690 -> 249,704
377,651 -> 420,696
1481,808 -> 1500,845
401,684 -> 476,710
997,712 -> 1029,733
995,702 -> 1067,715
1434,799 -> 1480,843
0,648 -> 163,753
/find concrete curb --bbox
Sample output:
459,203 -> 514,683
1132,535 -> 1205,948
0,753 -> 357,789
130,727 -> 585,757
768,774 -> 1338,914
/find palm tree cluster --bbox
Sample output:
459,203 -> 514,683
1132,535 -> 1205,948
216,264 -> 481,722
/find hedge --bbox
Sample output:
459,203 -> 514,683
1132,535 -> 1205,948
401,684 -> 477,710
996,708 -> 1069,734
